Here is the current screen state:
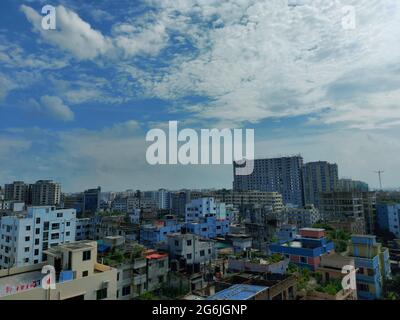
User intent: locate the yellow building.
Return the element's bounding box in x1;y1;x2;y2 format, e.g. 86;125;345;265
0;240;117;300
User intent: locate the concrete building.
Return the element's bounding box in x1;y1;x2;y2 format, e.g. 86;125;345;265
167;233;217;273
0;206;76;269
0;201;25;213
4;181;30;203
269;228;334;271
233;156;304;207
0;240;117;300
31;180;61;206
329;217;366;235
304;253;357;300
348;235;390;300
319;191;364;222
303;161;338;208
185;197;227;222
145;250;169;292
62;193;84;216
338;179;369;192
286;204;321;228
376;202;400;238
140;218;183;247
191;190;284;214
83;187;101;215
143;189;171;210
76;218;92;241
185;216;229;239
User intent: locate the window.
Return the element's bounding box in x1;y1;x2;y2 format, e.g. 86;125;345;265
82;271;89;277
26;226;31;231
36;218;40;224
24;247;30;252
96;288;107;300
24;258;29;263
34;249;39;256
43;222;49;231
66;222;70;227
82;250;91;261
35;239;40;245
51;223;60;230
57;213;63;218
186;253;192;260
51;233;59;240
175;240;179;246
187;240;192;246
25;236;30;242
300;256;307;264
159;261;165;268
35;228;40;235
200;250;205;257
66;232;70;236
34;259;38;264
122;285;131;296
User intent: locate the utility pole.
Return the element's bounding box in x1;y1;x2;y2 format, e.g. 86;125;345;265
374;170;384;190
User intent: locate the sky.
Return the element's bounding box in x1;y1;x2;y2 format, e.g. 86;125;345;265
0;0;400;192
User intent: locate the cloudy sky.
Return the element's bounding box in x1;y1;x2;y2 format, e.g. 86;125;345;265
0;0;399;192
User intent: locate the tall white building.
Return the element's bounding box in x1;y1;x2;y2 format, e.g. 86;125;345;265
185;197;227;222
0;206;76;269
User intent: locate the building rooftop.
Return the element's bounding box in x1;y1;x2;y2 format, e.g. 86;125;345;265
46;240;96;256
0;269;43;298
208;284;268;300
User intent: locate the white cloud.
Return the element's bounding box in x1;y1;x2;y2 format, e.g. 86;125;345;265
135;0;400;128
0;74;17;101
27;95;74;121
21;4;113;60
20;4;169;60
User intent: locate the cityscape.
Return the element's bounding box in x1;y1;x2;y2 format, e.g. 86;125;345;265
1;157;400;301
0;0;400;307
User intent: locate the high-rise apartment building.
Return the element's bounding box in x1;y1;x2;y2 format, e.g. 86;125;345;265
303;161;338;208
31;180;61;206
338;179;369;192
0;206;76;269
83;187;101;215
233;156;304;207
4;181;30;203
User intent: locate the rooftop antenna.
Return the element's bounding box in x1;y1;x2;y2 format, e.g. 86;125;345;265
374;170;384;190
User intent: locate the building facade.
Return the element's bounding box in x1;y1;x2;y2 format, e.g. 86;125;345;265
0;206;76;268
233;156;304;207
303;161;338;208
348;235;390;300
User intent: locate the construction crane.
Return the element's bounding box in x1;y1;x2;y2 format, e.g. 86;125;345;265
374;170;384;190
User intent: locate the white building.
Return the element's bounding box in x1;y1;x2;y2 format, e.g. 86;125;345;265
185;198;227;222
0;206;76;269
167;233;216;270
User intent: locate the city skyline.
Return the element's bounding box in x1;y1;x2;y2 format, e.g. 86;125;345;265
1;0;400;191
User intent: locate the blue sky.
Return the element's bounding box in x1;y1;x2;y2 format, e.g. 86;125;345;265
0;0;400;192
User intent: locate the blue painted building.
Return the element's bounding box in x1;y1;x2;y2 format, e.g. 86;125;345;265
140;220;183;246
185;216;230;238
348;235;391;300
376;203;400;238
269;228;334;271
